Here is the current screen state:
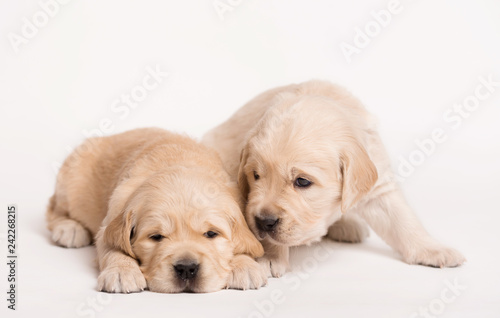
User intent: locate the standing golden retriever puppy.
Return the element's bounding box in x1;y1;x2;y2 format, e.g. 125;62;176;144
203;81;465;277
47;128;266;293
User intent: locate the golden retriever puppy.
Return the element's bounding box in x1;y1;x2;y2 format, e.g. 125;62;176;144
46;128;266;293
203;80;465;277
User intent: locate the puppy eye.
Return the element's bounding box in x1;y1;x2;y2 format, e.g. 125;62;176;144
294;177;312;188
253;171;260;181
149;234;164;241
204;231;218;239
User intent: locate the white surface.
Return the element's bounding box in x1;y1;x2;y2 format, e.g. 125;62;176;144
1;0;500;317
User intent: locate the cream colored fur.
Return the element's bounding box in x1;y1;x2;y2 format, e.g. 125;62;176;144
203;81;465;277
47;128;266;293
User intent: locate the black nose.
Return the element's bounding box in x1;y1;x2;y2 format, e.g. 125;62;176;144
174;260;199;280
255;215;279;232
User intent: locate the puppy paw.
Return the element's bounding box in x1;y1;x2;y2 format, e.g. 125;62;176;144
98;264;147;293
404;244;466;268
227;255;267;290
327;217;369;243
51;219;92;248
258;256;289;278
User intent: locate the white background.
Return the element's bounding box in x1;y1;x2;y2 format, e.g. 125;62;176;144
1;0;500;317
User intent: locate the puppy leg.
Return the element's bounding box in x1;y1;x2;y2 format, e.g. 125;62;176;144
227;254;267;290
258;240;289;278
46;195;92;248
327;214;369;243
356;188;465;267
96;237;147;293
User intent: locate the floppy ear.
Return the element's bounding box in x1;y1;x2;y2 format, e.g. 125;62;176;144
103;209;136;259
339;139;378;213
228;205;264;259
237;145;250;201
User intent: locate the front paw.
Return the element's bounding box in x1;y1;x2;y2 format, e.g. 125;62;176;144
98;264;147;293
227;255;267;290
404;244;466;268
258;256;288;278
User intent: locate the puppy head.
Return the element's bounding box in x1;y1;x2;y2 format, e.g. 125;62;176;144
238;96;378;246
104;168;262;293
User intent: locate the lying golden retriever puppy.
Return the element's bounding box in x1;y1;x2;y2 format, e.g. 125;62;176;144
203;80;465;277
47;128;266;293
